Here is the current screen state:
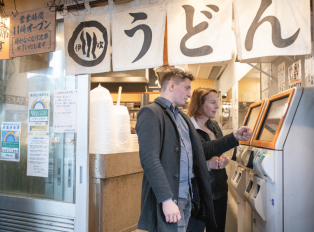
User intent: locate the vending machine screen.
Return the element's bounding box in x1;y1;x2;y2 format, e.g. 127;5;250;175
245;105;261;130
257;97;289;142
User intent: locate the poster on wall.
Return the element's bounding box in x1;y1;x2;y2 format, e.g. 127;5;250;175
261;67;270;91
305;53;314;87
28;91;50;133
27;135;49;177
0;122;21;162
232;83;238;130
64;6;111;75
288;60;302;88
261;64;271;99
241;92;254;102
9;7;56;58
167;0;232;66
112;0;166;71
0;17;10;60
262;89;269;100
255;92;260;101
53;90;77;133
234;0;311;60
278;62;285;93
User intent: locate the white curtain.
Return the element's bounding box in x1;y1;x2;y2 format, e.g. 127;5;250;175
234;0;311;60
112;0;166;71
64;6;111;75
166;0;232;66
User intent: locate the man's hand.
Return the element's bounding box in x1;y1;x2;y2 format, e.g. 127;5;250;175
234;126;252;141
162;199;181;223
219;155;230;169
208;156;220;170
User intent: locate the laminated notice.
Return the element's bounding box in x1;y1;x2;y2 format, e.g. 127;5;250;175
53;90;77;133
28;91;50;132
0;122;21;162
27;135;49;177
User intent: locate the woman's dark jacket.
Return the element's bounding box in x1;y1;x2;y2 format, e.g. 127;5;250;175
190;118;239;221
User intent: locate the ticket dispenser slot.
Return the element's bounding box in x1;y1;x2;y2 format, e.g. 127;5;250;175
241;148;251;166
231;166;240;191
236;145;248;166
253;184;260;198
253;149;275;183
243;148;256;169
244;174;255;203
246;179;253;193
232;166;248;201
245;175;267;221
232;169;238;181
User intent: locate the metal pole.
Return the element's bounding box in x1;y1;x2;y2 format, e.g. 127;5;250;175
247;63;273;79
75;74;90;232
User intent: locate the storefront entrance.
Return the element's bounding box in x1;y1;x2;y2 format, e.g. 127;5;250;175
0;21;89;231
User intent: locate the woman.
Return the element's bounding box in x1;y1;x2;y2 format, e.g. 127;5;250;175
187;87;246;232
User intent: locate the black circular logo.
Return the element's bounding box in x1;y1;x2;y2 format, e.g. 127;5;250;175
68;20;108;67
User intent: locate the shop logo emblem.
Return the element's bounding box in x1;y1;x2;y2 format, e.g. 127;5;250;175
68;21;108;67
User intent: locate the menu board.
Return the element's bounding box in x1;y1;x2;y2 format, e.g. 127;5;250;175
257;97;289;142
245;105;261;130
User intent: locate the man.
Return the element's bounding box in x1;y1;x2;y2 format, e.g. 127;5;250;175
136;68;251;232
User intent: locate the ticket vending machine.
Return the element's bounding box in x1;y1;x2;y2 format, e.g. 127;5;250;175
237;87;314;232
231;99;267;232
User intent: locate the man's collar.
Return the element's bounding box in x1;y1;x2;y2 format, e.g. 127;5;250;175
157;97;173;109
156;97;180;113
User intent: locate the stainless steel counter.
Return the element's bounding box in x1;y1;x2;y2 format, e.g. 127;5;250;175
89;152;143;232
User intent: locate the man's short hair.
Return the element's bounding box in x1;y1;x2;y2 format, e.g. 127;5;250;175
160;68;195;92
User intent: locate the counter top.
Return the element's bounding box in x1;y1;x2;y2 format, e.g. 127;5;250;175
89;152;143;179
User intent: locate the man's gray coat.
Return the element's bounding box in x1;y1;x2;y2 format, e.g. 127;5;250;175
136;98;217;232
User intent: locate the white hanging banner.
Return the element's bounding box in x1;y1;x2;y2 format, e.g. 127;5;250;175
167;0;232;66
234;0;311;60
64;6;111;75
112;0;166;71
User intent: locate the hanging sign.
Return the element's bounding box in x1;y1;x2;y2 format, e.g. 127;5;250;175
27;135;49;177
166;0;232;66
53;90;77;133
0;122;21;162
0;17;10;60
112;0;166;71
9;7;56;58
28;91;50;133
234;0;311;60
64;6;111;75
